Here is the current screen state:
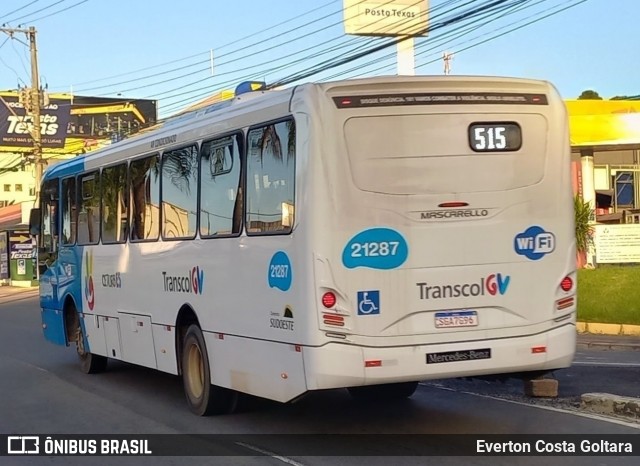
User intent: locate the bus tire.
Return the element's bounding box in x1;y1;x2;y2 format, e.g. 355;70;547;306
182;324;238;416
76;324;107;374
79;351;108;374
347;381;418;401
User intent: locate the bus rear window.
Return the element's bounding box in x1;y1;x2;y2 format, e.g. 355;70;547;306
343;113;546;195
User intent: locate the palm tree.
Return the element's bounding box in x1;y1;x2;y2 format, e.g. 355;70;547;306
574;194;593;267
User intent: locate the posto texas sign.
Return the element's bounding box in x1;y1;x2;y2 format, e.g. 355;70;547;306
343;0;429;36
0;94;71;150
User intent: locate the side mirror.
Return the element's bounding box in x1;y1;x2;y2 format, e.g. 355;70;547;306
29;208;41;236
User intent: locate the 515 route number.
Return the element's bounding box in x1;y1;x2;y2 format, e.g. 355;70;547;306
469;123;521;152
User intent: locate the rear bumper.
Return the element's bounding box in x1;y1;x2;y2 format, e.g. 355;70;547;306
303;323;576;390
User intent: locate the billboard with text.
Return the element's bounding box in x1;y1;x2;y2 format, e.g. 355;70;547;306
344;0;429;36
0;94;72;149
0;93;157;157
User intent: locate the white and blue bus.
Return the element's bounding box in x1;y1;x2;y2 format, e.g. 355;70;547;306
31;76;576;415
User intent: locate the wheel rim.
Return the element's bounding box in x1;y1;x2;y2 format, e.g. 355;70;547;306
186;342;205;399
76;326;87;357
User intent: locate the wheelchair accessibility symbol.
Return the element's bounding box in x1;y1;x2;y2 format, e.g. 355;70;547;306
357;290;380;315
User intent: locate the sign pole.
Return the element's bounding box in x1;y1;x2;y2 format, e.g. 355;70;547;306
397;37;415;75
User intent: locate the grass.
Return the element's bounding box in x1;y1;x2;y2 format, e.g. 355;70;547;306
577;266;640;325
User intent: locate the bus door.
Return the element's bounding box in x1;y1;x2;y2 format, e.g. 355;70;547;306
37;177;67;345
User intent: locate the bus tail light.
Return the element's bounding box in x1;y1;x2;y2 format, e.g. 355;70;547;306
322;291;337;308
560;276;573;292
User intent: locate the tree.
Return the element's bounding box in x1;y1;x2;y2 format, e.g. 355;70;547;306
610;95;640;100
577;90;603;100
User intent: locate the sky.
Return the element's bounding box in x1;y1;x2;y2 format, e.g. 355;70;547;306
0;0;637;119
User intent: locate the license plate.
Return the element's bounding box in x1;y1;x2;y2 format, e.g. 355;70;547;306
434;310;478;328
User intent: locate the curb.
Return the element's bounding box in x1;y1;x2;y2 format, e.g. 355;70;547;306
0;287;39;299
577;321;640;336
577;341;640;351
581;393;640;421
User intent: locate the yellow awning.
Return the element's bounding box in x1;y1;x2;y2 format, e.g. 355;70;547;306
566;100;640;146
72;103;146;124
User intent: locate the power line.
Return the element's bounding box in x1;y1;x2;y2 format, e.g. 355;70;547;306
70;0;374;94
154;0;448;114
29;0;89;23
155;1;492;115
346;0;586;80
71;0;423;98
54;0;341;91
0;1;41;21
153;0;464;113
319;0;543;81
10;39;31;79
4;0;66;24
158;0;512;115
417;0;589;70
266;0;520;89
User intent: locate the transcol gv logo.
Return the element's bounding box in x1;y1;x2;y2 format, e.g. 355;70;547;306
162;266;204;294
514;226;556;260
416;273;510;300
84;250;95;310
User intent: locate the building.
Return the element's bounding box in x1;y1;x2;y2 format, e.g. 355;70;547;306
568;99;640;224
0;92;157;229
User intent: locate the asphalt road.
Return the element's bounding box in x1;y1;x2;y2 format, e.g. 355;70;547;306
0;294;638;466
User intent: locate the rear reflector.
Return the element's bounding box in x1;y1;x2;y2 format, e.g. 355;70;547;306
365;360;382;367
323;313;344;327
556;297;574;310
531;346;546;354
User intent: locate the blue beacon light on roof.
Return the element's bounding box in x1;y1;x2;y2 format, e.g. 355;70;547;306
235;81;266;96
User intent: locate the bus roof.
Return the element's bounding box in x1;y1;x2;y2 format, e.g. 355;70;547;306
42;75;555;181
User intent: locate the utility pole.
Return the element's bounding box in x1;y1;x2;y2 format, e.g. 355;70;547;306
28;26;43;203
0;26;44;202
443;51;454;75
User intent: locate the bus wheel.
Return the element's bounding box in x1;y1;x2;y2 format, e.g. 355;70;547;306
182;324;238;416
76;324;107;374
347;381;418;401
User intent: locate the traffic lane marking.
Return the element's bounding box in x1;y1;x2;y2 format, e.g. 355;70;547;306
419;383;640;430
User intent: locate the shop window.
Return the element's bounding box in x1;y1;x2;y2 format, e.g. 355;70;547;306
615;172;635;208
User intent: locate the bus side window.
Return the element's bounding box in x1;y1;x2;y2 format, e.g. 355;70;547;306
40;179;59;252
61;177;77;245
101;163;128;243
78;173;100;245
162;145;198;239
199;133;242;237
246;119;296;235
129;154;160;241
